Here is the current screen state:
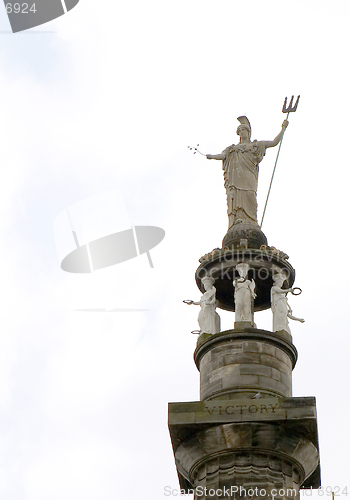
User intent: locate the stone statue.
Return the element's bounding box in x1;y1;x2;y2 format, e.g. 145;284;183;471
185;276;220;334
271;273;305;334
233;263;256;325
206;116;289;228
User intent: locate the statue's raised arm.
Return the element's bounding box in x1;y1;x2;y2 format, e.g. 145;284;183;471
263;120;289;149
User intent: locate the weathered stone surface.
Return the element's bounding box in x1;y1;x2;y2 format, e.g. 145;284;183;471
195;329;296;368
261;353;292;373
195;329;296;400
222;223;268;249
169;397;316;427
240;363;272;377
168;396;320;494
169;310;320;497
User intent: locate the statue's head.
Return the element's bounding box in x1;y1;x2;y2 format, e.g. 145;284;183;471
201;276;215;291
236;262;249;278
237;124;251;140
237;116;251;141
273;273;287;287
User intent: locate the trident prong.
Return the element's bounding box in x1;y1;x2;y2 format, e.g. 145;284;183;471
282;95;300;114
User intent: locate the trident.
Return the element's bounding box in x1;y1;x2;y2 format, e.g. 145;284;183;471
260;95;300;227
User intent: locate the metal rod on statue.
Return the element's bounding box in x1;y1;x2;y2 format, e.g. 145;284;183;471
260;96;300;227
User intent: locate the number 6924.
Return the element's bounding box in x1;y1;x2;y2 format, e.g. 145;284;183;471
5;3;37;13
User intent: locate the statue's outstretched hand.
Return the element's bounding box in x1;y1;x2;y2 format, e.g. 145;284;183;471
282;120;289;129
206;154;213;159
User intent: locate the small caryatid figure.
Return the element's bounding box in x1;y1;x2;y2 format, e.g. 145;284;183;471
233;263;256;325
271;273;305;334
185;276;220;334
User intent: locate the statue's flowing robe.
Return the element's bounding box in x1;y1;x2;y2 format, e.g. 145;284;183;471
222;140;267;226
198;288;220;334
234;278;255;323
271;287;291;334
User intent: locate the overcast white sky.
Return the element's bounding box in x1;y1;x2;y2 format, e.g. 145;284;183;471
0;0;349;498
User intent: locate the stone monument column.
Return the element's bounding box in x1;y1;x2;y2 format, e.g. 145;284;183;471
169;113;320;500
169;328;319;499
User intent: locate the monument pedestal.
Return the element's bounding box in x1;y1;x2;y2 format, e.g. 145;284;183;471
195;329;296;400
168;330;320;498
169;397;320;499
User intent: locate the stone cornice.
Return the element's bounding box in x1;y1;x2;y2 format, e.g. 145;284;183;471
194;328;298;370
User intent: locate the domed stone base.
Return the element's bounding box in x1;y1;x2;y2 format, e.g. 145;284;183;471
195;247;295;312
222;222;267;250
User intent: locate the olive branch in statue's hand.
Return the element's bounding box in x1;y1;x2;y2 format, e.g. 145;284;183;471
188;144;206;156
